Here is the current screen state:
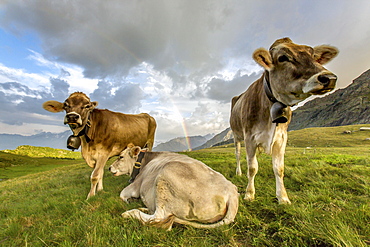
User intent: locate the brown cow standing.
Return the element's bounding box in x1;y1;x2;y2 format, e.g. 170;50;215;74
43;92;156;199
230;38;338;204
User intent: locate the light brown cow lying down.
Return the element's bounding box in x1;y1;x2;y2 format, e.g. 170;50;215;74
109;145;239;230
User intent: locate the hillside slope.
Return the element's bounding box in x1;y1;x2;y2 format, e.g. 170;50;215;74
289;69;370;130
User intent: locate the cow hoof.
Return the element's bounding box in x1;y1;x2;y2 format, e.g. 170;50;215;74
121;212;131;219
244;194;254;201
278;198;291;204
122;209;138;219
138;208;149;213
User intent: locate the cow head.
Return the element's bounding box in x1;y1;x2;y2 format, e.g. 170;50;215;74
42;92;98;136
253;37;338;106
109;144;141;177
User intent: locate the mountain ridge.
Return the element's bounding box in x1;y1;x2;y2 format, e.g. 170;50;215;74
153;135;213;152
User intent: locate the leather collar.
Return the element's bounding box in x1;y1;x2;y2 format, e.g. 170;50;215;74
129;151;146;183
263;72;290;124
263;71;279;104
73;113;92;143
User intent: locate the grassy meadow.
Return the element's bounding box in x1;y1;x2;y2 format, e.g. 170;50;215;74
0;125;369;246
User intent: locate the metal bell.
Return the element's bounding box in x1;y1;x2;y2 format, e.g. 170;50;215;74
67;135;81;150
270;102;289;123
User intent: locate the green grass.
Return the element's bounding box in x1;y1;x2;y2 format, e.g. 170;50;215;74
2;145;82;159
287;124;370;147
0;125;369;246
0;146;83;181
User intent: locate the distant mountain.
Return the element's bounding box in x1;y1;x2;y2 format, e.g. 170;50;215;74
0;131;72;150
193;128;233;150
153;135;213;152
289;69;370;130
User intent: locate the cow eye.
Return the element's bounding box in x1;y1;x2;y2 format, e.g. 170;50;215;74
119;156;124;159
63;103;70;109
84;104;91;109
278;55;289;63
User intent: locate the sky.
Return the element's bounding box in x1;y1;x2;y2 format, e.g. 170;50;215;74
0;0;370;147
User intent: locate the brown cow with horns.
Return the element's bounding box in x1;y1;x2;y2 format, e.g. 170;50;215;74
230;37;338;204
43;92;156;199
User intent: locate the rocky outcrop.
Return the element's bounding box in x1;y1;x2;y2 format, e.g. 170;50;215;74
289;69;370;130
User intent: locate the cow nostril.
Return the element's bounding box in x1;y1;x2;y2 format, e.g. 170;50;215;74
67;114;79;121
318;75;330;85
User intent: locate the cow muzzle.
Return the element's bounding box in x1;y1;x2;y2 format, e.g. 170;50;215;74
108;166;121;176
303;72;337;95
64;112;83;128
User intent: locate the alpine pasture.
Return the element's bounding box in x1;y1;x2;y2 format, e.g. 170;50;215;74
1;125;369;246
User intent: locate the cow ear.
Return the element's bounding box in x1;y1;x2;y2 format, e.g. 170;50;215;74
253;48;274;70
313;45;339;65
42;101;64;113
126;143;135;149
91;101;98;108
130;146;141;157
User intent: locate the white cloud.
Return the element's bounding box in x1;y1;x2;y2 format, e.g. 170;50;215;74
27;50;100;95
0;63;49;88
0;122;69;136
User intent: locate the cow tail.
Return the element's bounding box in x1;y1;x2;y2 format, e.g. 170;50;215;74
149;215;176;231
173;190;239;229
146;116;157;151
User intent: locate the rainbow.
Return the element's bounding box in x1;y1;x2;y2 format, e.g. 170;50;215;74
180;118;192;151
169;98;192;151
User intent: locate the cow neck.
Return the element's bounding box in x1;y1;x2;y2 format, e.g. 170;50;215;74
76;112;92;143
263;71;290;124
128;150;146;183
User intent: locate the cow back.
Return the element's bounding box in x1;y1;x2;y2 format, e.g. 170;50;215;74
86;109;155;157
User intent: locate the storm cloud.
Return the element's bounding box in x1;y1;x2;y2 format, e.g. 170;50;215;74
0;0;370;143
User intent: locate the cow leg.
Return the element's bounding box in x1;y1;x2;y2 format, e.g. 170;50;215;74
146;118;156;151
244;142;258;201
96;174;104;192
87;156;108;199
271;132;291;204
119;183;140;203
122;207;173;231
235;140;242;176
